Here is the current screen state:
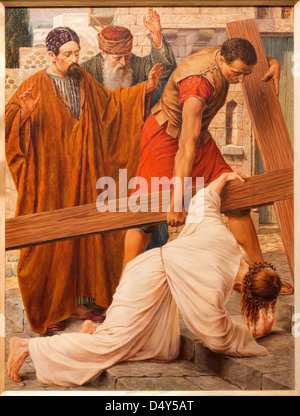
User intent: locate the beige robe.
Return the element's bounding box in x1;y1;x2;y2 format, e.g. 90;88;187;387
29;187;267;386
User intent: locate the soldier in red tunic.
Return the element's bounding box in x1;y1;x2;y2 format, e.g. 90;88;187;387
122;38;291;295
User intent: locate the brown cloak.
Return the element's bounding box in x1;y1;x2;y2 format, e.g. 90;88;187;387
5;68;149;334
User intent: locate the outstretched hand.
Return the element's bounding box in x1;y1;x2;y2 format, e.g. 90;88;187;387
208;171;247;195
143;7;161;34
17;87;41;124
143;8;162;49
145;63;164;94
262;57;281;96
221;171;247;183
167;207;188;228
251;310;274;339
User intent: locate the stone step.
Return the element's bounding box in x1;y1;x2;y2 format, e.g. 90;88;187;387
5;287;295;391
91;360;240;391
179;320;295;391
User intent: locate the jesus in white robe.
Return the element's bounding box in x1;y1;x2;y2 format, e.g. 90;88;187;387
7;172;280;387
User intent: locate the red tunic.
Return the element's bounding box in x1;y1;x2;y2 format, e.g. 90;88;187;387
134;75;232;194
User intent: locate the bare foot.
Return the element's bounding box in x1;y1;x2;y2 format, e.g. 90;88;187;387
80;319;97;334
280;281;294;295
7;337;30;382
232;281;242;293
72;304;89;316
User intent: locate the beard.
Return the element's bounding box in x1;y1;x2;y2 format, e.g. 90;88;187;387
66;63;83;80
102;57;133;91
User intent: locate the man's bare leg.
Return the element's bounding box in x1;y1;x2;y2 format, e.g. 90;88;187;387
7;337;30;382
228;215;264;263
121;229;152;276
228;215;293;294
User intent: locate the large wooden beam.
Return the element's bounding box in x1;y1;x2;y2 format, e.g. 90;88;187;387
5;168;293;251
227;19;294;281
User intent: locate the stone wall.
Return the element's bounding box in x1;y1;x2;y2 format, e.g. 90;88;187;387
114;6;293;59
5;6;293;279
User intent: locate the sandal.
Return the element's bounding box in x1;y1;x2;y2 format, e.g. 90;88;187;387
45;320;67;334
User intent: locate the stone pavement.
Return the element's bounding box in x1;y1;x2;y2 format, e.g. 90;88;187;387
4;227;295;393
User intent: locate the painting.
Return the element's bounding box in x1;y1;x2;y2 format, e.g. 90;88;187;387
0;1;299;398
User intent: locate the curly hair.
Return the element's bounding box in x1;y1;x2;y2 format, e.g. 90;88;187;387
241;262;282;329
220;38;257;66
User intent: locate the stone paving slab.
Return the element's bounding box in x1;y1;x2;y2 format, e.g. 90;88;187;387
115;377;200;391
193;341;294;391
262;371;295;391
112;371;240;391
115;377;212;391
179;323;295;391
91;359;238;391
185;376;240;391
101;360;214;378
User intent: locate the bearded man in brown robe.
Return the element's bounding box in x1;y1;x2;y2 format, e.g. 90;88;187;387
5;27;163;334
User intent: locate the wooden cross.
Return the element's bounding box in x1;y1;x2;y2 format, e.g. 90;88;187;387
227;19;294;281
5;168;293;248
5;19;294;285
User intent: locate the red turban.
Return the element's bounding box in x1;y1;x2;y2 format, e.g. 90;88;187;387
97;25;133;55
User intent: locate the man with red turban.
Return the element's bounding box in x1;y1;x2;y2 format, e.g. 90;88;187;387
81;8;177;267
81;8;176;110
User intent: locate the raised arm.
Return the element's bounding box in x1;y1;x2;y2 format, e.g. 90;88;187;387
143;7;176;65
143;7;162;49
141;8;176;107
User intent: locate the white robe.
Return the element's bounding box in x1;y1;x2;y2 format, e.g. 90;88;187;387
29;187;267;386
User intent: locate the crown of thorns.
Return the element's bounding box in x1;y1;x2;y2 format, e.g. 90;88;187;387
242;262;277;307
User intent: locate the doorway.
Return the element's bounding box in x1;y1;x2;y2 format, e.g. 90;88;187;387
256;36;294;224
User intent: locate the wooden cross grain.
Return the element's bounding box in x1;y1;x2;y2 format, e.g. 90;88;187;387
5;168;293;251
227;19;294;282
